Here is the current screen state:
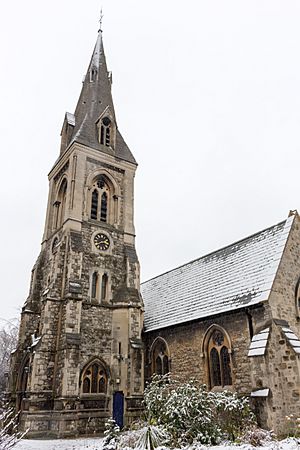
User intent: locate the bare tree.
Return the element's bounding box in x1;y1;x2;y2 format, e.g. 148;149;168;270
0;320;19;395
0;406;26;449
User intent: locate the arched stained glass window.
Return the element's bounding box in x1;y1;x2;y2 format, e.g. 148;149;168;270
210;347;221;386
152;339;170;376
207;329;232;388
81;361;107;395
221;346;232;386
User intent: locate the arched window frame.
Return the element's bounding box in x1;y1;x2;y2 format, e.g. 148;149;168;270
87;170;120;225
101;273;108;301
90;270;110;303
53;177;68;230
150;337;170;376
80;358;109;396
91;272;99;300
97;113;115;148
202;325;233;389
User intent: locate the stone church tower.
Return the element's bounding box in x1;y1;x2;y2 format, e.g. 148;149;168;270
9;26;144;437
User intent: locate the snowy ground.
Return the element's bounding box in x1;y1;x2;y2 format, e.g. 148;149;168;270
15;437;299;450
15;437;103;450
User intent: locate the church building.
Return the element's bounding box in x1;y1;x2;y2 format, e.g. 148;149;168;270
8;23;300;438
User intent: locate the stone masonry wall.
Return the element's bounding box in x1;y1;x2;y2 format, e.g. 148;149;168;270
144;310;256;395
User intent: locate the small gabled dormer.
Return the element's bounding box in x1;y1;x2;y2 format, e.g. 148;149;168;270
96;108;115;149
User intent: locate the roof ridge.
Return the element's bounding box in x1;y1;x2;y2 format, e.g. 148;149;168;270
141;217;287;285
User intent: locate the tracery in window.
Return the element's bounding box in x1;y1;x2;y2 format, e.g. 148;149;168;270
208;329;232;388
90;175;112;223
151;338;170;376
81;360;108;394
100;116;111;146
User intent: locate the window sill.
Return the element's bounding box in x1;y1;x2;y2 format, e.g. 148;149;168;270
210;385;234;393
80;393;108;399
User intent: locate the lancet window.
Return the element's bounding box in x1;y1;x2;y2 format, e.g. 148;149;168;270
91;272;99;299
90;272;109;302
101;274;108;301
208;329;232;388
81;360;107;394
151;338;170;376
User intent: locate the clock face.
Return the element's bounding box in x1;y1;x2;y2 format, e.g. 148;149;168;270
94;233;110;251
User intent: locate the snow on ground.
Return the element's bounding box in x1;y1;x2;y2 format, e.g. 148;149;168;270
15;437;103;450
15;437;299;450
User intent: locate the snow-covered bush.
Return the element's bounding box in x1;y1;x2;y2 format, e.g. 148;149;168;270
241;427;275;447
211;390;255;440
143;374;256;446
102;418;120;450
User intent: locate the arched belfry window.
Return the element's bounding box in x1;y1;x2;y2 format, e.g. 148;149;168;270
90;175;116;223
54;178;68;229
207;328;232;388
81;360;108;394
151;338;170;376
99;116;112;147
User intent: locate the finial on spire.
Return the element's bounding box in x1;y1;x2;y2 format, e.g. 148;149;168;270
99;8;104;32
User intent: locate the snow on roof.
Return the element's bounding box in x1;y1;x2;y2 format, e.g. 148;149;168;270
281;326;300;354
66;112;75;127
251;388;270;397
142;216;294;332
248;328;270;357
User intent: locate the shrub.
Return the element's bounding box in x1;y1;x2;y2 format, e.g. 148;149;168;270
211;390;255;440
143;374;256;446
102;418;120;450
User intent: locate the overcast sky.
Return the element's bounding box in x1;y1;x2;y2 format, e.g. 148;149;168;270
1;1;300;322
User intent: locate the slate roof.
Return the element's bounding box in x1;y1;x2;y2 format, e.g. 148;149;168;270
142;215;294;332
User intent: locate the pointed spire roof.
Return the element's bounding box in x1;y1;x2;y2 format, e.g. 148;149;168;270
68;28;136;165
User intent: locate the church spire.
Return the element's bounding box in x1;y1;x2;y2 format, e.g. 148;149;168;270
72;25;115;143
60;21;136;164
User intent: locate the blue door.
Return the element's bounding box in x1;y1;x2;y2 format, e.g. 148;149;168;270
113;391;124;429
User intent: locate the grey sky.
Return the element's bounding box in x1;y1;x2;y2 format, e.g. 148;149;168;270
1;1;300;321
